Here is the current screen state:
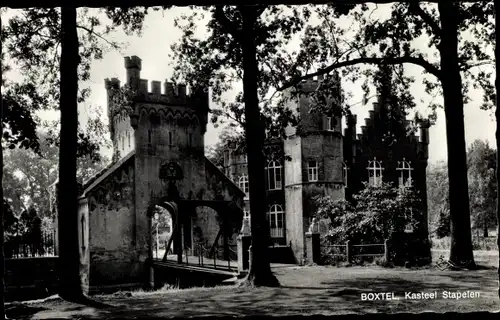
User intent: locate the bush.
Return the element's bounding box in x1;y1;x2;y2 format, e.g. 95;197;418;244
316;182;426;264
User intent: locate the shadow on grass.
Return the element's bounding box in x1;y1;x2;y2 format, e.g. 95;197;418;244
5;295;118;319
5;304;48;319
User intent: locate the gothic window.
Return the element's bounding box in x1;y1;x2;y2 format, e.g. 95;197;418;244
239;175;250;199
148;129;152;144
342;162;348;187
326;117;335;131
169;132;173;147
266;161;282;190
188;133;193;147
397;158;413;188
128;132;131;148
268;204;284;238
367;158;383;187
308;160;318;182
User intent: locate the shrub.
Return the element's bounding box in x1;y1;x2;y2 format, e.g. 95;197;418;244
315;182;426;264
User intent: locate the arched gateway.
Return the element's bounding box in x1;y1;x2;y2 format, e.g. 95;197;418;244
62;56;245;294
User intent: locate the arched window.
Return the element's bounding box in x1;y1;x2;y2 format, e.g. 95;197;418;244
267;161;282;190
342;162;348;187
367;158;383;187
397;158;413;187
239;175;250;198
267;204;284;238
128;132;131;148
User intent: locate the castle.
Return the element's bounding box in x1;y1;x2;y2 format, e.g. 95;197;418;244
223;75;431;263
67;56;245;293
51;56;430;292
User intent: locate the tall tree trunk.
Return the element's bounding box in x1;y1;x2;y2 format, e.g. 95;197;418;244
1;72;5;320
58;7;84;301
494;0;500;300
1;15;6;319
438;2;476;268
239;5;279;287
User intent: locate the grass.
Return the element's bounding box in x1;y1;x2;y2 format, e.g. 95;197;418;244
5;264;500;319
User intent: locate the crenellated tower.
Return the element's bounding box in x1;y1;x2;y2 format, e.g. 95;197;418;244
105;55;210;253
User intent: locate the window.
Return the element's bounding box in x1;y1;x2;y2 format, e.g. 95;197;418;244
397;158;413;188
238;175;250;199
326;117;335;131
148;129;152;144
188;133;193;147
308;160;318;182
267;204;284;238
243;209;251;219
342;162;348;187
367;158;383;187
168;132;173;147
128;132;131;148
266;161;282;190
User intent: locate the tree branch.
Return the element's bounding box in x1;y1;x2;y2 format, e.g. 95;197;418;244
278;55;441;92
214;6;242;41
409;2;441;35
75;25;119;49
460;60;495;71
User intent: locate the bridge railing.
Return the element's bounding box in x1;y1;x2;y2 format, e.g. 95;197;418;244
190;243;237;272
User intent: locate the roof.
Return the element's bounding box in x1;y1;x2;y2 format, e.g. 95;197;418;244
204;157;245;198
79;150;135;198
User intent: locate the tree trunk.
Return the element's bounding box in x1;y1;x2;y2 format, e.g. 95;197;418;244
438;2;476;268
58;7;84;301
494;0;500;300
1;72;6;320
238;5;279;287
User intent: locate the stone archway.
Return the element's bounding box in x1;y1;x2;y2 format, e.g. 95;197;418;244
151;205;175;259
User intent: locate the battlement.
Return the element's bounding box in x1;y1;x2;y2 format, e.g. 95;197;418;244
125;55;142;70
105;78;121;90
104;56;209;120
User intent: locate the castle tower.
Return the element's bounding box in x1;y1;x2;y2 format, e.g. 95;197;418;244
283;73;344;263
105;56;209;270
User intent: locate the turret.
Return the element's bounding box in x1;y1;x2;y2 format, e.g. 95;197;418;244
125;55;142;90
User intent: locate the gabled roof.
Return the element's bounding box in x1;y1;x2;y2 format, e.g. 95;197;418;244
79;150;135;198
204;157;245;198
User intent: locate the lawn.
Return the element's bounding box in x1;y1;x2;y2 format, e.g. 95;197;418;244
5;265;500;319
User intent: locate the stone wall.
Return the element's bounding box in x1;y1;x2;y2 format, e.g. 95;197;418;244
84;156;141;289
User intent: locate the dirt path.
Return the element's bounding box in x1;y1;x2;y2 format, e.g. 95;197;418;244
6;265;500;319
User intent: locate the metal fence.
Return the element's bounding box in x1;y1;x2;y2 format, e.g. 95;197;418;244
4;230;57;258
321;240;389;264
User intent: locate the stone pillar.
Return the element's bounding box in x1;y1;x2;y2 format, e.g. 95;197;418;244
305;218;320;265
305;232;320;265
237;218;252;275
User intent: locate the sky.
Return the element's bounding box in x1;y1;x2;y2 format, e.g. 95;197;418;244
4;5;496;165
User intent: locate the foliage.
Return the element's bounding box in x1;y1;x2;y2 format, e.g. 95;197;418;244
1;7;147;155
2;128;110;218
467;139;497;233
169;6;316;157
436;207;451;239
205;126;244;168
426;161;449;236
427;140;497;239
315;182;422;245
